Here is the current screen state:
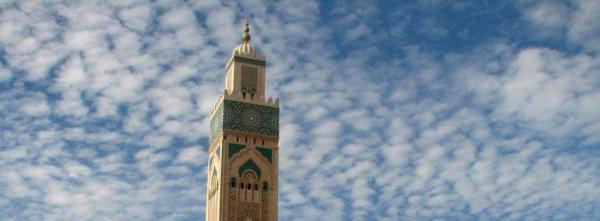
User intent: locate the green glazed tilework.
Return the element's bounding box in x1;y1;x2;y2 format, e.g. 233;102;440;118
239;159;261;178
223;100;279;136
210;100;279;142
256;147;273;164
209;102;224;144
229;143;246;158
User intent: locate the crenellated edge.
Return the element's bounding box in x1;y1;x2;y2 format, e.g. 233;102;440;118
209;89;279;122
223;89;279;108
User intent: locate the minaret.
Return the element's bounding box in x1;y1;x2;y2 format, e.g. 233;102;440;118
206;20;279;221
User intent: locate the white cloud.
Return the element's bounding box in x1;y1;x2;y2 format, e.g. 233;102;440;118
523;0;600;52
57;56;87;87
0;67;12;82
311;119;341;137
20;93;50;116
55;90;89;117
65;30;100;50
177;146;206;165
205;6;238;49
524;2;568;29
568;0;600;52
466;47;600;142
45;191;70;205
117;3;152;32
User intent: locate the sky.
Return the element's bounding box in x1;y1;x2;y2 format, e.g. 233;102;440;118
0;0;599;220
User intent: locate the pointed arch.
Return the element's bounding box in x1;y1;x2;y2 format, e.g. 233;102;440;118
239;159;261;178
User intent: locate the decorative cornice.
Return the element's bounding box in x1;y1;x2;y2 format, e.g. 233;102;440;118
225;55;266;72
235;56;266;66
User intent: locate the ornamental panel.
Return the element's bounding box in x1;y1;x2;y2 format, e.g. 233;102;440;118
261;189;269;221
229;187;238;221
239;159;262;178
210;100;279;142
242;66;258;93
239;201;260;221
223;100;279;136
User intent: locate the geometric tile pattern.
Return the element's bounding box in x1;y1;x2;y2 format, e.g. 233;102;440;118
210;99;279;143
223;100;279;136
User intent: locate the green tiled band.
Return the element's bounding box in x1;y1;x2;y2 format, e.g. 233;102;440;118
210;99;279;143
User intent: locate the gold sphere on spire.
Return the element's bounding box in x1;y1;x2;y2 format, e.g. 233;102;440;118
242;19;251;42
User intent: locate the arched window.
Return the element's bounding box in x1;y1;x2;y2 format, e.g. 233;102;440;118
239;171;260;203
263;182;269;192
231;177;236;188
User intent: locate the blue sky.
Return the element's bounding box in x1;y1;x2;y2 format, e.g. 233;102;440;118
0;0;599;220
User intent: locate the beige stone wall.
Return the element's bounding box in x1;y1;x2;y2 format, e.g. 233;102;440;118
224;55;266;100
221;131;278;221
206;131;278;221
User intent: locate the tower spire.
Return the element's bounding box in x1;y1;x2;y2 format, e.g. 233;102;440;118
242;17;251;42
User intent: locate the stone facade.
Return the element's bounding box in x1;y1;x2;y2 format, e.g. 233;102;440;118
206;22;279;221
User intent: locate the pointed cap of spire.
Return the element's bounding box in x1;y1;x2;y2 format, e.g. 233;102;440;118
242;18;251;42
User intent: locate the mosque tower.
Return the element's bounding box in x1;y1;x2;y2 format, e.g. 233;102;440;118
206;20;279;221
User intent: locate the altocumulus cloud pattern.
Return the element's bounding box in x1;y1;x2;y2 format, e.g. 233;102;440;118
0;1;599;221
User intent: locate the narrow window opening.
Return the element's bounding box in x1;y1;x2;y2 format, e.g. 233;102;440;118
231;177;236;188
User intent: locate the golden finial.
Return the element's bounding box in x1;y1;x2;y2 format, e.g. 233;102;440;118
242;17;251;42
